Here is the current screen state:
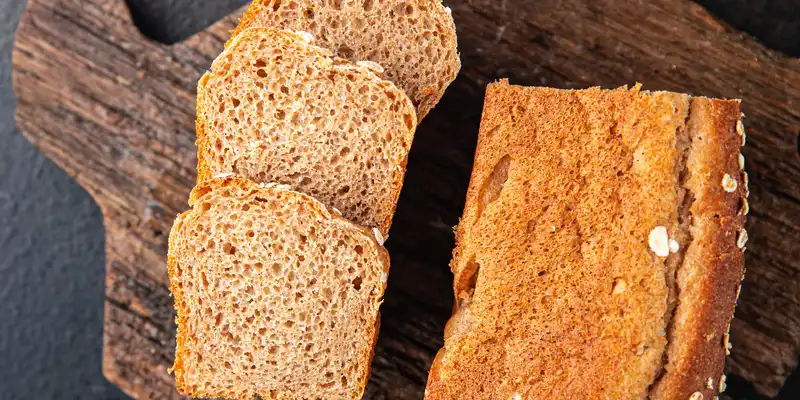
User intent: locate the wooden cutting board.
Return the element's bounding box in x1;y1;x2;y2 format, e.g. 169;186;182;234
12;0;800;398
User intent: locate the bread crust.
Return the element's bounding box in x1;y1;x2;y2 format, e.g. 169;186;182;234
648;98;747;399
195;28;416;237
169;177;390;399
195;72;212;185
229;0;460;120
426;81;746;399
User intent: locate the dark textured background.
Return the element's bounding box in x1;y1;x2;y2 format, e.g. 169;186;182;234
0;0;798;399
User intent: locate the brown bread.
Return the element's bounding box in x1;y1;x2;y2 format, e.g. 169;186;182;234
228;0;460;120
425;81;747;399
168;177;389;399
196;28;416;237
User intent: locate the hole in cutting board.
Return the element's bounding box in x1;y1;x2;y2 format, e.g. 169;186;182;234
124;0;249;45
694;0;800;57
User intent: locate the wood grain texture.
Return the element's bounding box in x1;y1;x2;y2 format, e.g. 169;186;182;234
11;0;800;398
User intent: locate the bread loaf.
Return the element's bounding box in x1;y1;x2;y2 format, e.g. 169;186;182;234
425;81;748;399
196;27;416;237
229;0;460;120
168;177;389;399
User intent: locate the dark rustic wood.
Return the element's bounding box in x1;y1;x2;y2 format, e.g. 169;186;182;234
11;0;800;398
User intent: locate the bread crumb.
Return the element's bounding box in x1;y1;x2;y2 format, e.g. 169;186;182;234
689;392;703;400
356;60;385;74
721;174;737;193
332;207;343;216
738;153;745;169
707;377;714;389
372;227;385;245
213;172;234;179
669;239;680;253
737;229;748;249
719;374;727;392
648;226;670;257
294;31;314;43
509;393;522;400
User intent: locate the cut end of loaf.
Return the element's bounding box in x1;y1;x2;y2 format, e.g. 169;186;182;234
427;82;746;400
229;0;461;120
197;27;416;236
169;177;389;399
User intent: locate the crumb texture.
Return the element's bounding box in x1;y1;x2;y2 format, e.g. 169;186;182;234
426;82;745;400
197;28;416;236
169;178;388;399
230;0;460;120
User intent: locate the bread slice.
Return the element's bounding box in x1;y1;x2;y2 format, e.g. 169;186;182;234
196;28;416;237
425;81;748;399
228;0;460;120
168;177;389;399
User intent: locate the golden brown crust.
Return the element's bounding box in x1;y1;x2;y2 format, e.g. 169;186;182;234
426;81;746;399
649;98;746;399
228;0;460;120
169;177;390;399
167;210;192;394
194;72;212;185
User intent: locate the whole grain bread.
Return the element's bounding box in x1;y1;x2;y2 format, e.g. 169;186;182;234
425;81;747;399
196;28;416;237
168;177;389;399
228;0;460;120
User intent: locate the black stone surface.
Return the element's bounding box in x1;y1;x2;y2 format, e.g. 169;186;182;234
0;0;797;399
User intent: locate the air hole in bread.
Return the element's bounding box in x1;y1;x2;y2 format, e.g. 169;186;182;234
404;113;414;130
485;125;500;138
337;45;355;59
476;155;512;220
223;242;236;255
455;257;480;307
201;272;209;288
352;276;363;291
362;0;374;12
270;263;282;276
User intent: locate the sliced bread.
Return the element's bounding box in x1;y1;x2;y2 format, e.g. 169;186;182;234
196;27;416;237
228;0;460;120
425;81;747;399
168;177;389;399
